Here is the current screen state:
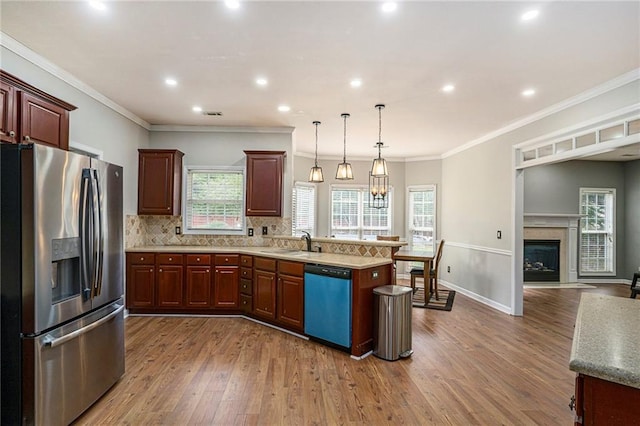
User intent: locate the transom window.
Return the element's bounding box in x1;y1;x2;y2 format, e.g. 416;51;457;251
579;188;615;275
183;167;245;234
330;186;392;240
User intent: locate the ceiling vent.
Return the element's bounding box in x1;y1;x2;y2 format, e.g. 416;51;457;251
202;111;223;116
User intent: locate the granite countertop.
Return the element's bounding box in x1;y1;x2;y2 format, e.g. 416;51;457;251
126;246;393;269
569;293;640;389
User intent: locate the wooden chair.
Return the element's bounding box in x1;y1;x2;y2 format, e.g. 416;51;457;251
631;272;639;299
410;240;445;300
376;235;400;241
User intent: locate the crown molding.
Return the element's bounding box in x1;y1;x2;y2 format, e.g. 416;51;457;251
0;32;151;130
149;125;295;134
442;68;640;159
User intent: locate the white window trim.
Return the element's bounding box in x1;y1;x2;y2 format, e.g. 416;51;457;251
182;165;246;235
292;181;317;237
329;184;394;239
579;187;616;276
405;184;437;254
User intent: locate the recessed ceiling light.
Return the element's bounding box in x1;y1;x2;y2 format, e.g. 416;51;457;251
381;2;397;13
165;78;177;87
225;0;240;10
192;106;203;113
521;10;539;21
522;88;536;97
256;78;268;86
278;105;291;112
442;84;455;93
350;79;362;88
88;1;106;11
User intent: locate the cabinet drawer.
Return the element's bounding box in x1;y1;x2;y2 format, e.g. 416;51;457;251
214;254;239;266
240;267;253;280
187;254;211;265
157;254;183;265
240;278;253;295
240;294;252;313
240;255;253;267
278;260;304;277
254;257;276;272
128;253;155;265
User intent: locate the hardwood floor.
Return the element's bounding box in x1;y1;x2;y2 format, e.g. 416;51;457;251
74;283;631;425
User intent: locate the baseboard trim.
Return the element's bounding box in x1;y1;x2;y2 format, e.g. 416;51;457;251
439;279;514;315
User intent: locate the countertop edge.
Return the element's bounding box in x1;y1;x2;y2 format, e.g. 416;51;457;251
569;359;640;389
125;246;393;269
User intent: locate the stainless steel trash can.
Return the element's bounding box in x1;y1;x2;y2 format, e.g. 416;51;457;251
373;285;413;361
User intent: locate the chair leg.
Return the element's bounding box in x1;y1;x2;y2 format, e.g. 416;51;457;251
410;274;415;292
432;272;439;300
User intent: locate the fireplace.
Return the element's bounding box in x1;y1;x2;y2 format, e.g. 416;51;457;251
524;239;560;282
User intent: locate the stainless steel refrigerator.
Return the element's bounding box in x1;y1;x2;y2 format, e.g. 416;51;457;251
1;143;125;425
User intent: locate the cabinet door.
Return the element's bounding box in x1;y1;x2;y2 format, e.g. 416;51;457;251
244;151;284;217
19;91;69;150
157;265;184;308
186;266;211;308
254;270;276;319
213;266;239;309
277;274;304;331
137;150;183;215
0;81;17;143
128;265;155;308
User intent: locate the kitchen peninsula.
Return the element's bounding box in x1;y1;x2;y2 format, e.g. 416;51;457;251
569;293;640;424
126;242;402;357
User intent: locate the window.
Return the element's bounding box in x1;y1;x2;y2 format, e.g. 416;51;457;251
330;186;392;240
579;188;615;275
183;167;245;234
407;185;436;254
292;182;316;237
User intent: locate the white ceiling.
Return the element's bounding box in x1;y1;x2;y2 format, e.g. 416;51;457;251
1;1;639;160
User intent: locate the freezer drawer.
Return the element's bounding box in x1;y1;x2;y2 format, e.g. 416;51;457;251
22;301;125;425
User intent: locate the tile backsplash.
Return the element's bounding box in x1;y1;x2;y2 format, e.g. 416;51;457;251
125;215;290;248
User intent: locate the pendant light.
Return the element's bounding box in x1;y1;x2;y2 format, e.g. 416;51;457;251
369;104;389;209
370;104;389;177
309;121;324;182
335;113;354;180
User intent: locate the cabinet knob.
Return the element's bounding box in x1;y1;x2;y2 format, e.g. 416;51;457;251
206;269;210;273
9;130;15;137
197;257;200;262
225;257;229;262
169;257;172;261
140;257;144;261
243;300;247;305
150;268;153;272
24;135;31;141
167;207;170;210
159;268;163;272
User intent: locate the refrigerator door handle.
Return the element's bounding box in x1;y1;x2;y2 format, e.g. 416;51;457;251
91;169;104;296
79;168;93;299
42;304;124;348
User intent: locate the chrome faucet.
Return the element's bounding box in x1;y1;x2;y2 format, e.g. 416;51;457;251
301;231;312;252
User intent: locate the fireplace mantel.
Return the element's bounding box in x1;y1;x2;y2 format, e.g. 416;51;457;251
523;213;583;228
523;213;582;283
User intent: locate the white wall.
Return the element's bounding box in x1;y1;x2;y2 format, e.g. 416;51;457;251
150;130;294;216
440;79;640;314
1;46;149;215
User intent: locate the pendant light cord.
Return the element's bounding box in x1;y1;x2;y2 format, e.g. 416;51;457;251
314;121;320;167
343;114;348;162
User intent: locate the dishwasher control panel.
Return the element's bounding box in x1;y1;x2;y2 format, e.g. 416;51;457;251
304;264;352;280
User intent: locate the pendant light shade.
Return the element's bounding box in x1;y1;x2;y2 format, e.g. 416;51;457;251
369;104;389;209
335;113;354;180
370;104;388;177
309;121;324;183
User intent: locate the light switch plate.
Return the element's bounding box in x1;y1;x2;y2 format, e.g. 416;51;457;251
248;228;254;237
262;226;268;235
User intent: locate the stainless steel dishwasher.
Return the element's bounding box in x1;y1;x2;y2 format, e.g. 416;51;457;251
304;264;352;350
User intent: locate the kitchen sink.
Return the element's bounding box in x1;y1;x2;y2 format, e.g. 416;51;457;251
259;248;300;254
290;251;323;258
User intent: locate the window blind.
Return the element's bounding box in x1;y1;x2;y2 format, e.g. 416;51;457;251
292;182;316;236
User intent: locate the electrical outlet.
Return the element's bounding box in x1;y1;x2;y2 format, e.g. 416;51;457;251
262;226;268;235
497;230;502;239
248;228;254;237
447;266;451;273
175;226;181;235
372;270;379;279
